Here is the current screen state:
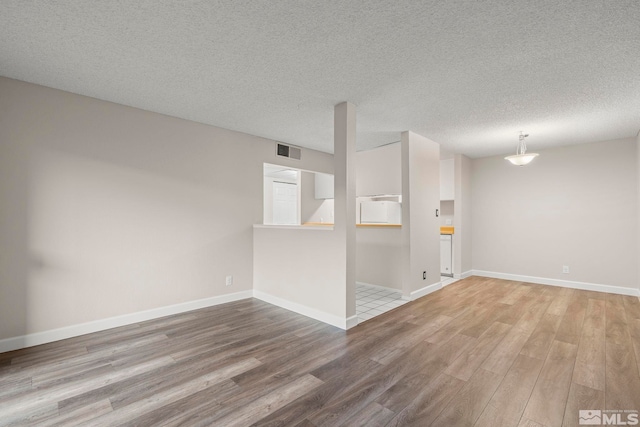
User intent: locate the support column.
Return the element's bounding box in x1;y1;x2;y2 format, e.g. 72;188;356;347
334;102;357;323
454;153;473;277
401;131;441;300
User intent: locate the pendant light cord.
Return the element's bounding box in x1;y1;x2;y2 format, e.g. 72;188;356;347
518;132;529;155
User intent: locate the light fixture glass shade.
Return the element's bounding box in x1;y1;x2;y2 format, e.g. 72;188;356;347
505;132;538;166
505;152;539;166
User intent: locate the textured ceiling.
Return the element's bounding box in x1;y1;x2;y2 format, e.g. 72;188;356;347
1;1;639;157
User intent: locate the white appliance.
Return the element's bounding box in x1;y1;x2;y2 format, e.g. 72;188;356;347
440;234;453;277
360;201;402;224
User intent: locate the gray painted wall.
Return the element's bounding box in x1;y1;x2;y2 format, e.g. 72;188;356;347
0;77;333;340
471;138;637;290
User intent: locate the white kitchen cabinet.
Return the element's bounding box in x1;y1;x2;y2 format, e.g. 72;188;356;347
440;158;454;201
315;173;334;199
440;234;453;276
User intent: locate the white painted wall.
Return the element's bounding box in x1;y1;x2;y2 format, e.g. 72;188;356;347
356;228;403;290
253;226;347;325
356;143;401;196
471;138;637;291
401;131;441;299
0;77;333;342
440;200;454;225
637;130;640;291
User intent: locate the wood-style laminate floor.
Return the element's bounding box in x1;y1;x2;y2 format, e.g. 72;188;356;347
1;277;640;426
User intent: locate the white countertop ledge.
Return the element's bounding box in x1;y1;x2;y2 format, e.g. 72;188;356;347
253;224;334;231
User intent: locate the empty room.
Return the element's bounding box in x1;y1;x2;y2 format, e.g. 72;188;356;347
1;1;639;426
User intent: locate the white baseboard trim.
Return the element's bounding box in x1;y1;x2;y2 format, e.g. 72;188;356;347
472;270;640;297
346;315;359;329
409;281;443;301
14;268;631;354
454;270;473;280
253;290;353;330
0;290;253;353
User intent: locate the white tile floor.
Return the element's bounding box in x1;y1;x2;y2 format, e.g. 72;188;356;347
356;277;460;323
356;283;407;323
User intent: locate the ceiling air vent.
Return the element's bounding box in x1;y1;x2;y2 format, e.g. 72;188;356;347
276;143;301;160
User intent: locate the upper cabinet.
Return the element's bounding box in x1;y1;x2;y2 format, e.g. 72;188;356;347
440;158;454;201
315;172;334;199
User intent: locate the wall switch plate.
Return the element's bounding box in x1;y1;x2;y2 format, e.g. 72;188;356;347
226;275;233;286
562;266;569;274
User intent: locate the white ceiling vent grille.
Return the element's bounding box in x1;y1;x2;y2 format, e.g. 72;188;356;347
276;143;301;160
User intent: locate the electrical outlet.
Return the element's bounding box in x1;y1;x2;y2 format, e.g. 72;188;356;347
562;266;569;274
423;271;426;280
225;275;233;286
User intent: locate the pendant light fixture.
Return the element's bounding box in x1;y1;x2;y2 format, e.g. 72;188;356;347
505;132;539;166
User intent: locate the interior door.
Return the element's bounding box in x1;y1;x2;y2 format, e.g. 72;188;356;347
272;181;298;225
